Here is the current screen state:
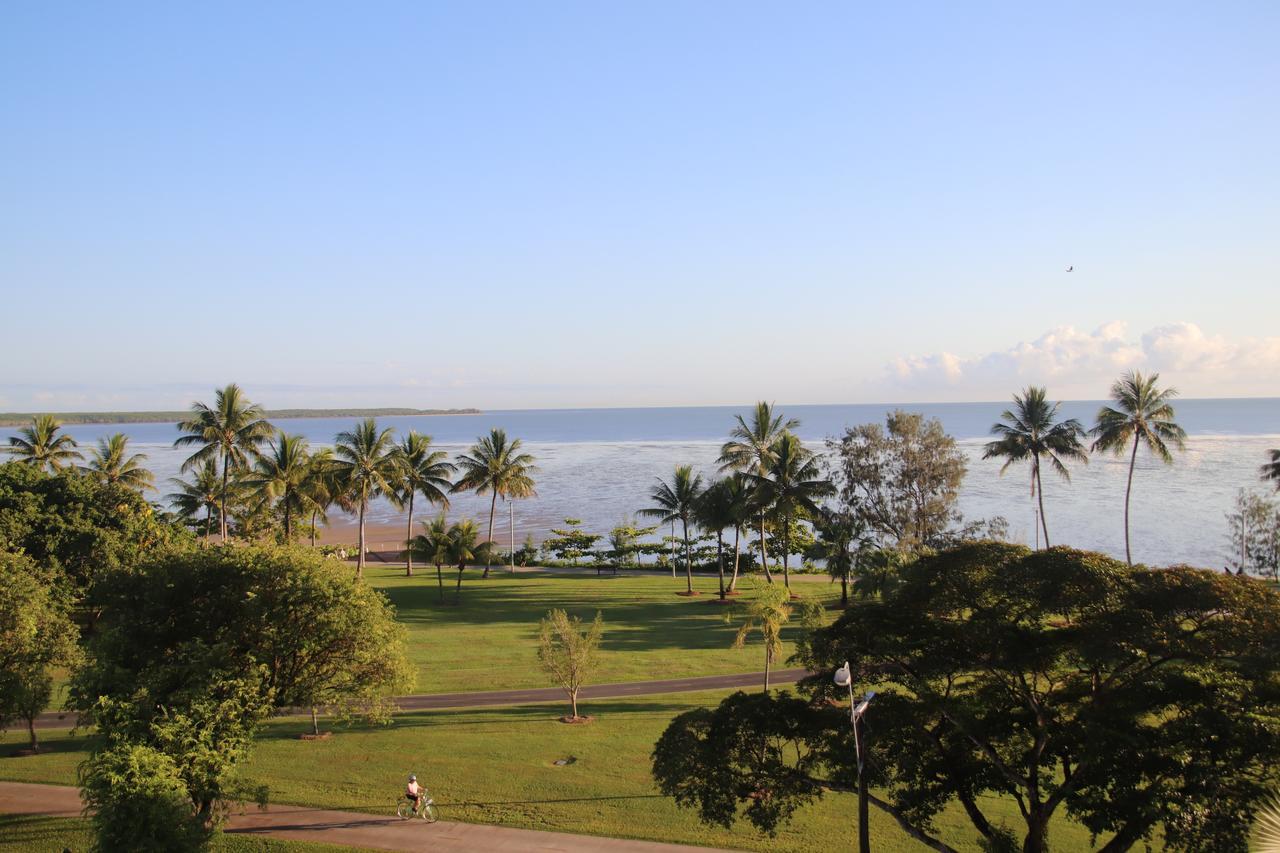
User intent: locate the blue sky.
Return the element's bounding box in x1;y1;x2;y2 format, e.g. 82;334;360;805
2;2;1277;410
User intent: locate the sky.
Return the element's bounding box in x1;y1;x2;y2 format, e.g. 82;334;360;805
1;1;1278;411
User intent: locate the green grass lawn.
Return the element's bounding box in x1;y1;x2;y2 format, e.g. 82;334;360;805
365;567;840;694
1;689;1112;853
0;814;383;853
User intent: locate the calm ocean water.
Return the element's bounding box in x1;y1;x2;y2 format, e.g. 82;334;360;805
11;399;1280;569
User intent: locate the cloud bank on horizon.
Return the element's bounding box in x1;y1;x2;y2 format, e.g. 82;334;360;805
886;321;1280;402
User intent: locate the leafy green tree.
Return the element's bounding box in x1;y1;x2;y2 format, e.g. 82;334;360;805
242;431;312;541
719;402;799;582
332;418;400;576
174;384;274;543
5;414;82;472
806;509;871;607
452;428;537;578
728;582;816;691
641;465;704;594
1226;489;1280;577
536;609;604;721
299;447;339;547
605;518;654;568
543;518;601;566
1262;449;1280;491
0;552;80;752
85;432;154;492
697;478;747;600
0;462;186;594
1091;370;1186;565
751;434;832;589
392;432;454;576
826;410;969;553
410;514;455;602
447;518;491;601
655;544;1280;853
982;386;1087;548
165;461;223;544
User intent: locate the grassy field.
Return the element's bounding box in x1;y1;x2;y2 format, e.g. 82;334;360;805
1;689;1112;853
0;814;384;853
364;566;841;694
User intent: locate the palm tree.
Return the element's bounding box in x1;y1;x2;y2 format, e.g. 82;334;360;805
448;519;492;602
807;509;869;608
1263;450;1280;491
751;434;833;590
243;431;311;541
165;461;222;544
723;474;753;593
85;433;154;491
299;447;338;547
718;402;799;583
332;418;400;576
392;432;454;576
1091;371;1187;566
695;478;740;601
640;465;704;595
982;386;1088;548
731;582;794;692
5;415;82;472
174;384;274;542
452;429;537;578
410;514;454;602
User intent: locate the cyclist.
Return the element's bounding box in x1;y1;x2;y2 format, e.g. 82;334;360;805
405;774;425;812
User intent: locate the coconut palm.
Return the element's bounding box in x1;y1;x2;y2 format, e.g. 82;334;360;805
165;461;222;544
452;429;537;578
695;478;742;601
243;431;312;541
731;582;794;692
331;418;400;576
718;402;799;582
982;386;1088;549
5;415;82;473
448;518;492;602
1263;450;1280;491
410;514;454;602
806;509;870;608
640;465;704;595
174;384;274;542
1091;371;1187;566
721;474;753;593
85;433;154;491
299;447;338;547
392;432;454;576
751;434;833;590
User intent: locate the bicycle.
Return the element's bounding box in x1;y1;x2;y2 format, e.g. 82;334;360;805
396;787;438;823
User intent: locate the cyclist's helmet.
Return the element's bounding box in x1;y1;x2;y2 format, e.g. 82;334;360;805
408;774;417;782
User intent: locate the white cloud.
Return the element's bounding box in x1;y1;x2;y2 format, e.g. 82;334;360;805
887;322;1280;399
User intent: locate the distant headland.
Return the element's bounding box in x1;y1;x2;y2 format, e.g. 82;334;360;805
0;408;481;427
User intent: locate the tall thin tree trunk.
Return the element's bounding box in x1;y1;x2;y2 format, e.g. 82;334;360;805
311;707;319;736
220;451;230;542
570;690;579;720
27;716;38;752
716;532;726;600
782;512;790;591
357;501;366;577
310;510;318;547
405;492;415;575
758;515;774;582
456;564;465;601
1124;434;1139;566
841;572;848;607
284;499;291;542
437;563;445;602
483;491;498;578
730;526;741;591
1035;464;1050;547
764;652;771;692
682;518;693;594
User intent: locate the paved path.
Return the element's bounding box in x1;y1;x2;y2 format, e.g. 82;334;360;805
0;781;729;852
32;668;809;729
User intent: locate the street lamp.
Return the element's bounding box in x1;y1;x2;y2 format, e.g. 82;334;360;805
835;662;874;853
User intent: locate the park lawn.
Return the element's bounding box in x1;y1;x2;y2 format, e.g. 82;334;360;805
0;814;383;853
365;567;841;694
0;690;1115;853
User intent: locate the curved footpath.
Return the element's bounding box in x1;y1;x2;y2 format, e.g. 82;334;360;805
0;780;730;852
33;668;809;729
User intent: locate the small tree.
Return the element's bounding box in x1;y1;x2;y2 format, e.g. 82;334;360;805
0;551;80;752
543;518;601;566
729;583;819;691
537;609;604;721
1226;489;1280;577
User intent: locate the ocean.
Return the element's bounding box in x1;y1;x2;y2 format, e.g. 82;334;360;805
11;399;1279;569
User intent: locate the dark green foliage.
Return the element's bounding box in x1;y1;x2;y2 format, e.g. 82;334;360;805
80;739;212;852
543;518;601;565
0;462;187;592
654;544;1280;852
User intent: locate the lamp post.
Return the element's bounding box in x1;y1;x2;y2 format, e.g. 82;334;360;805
835;662;874;853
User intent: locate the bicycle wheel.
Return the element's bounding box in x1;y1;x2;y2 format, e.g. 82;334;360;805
421;800;438;823
396;799;415;820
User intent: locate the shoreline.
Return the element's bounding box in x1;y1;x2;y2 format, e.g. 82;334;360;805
0;407;481;427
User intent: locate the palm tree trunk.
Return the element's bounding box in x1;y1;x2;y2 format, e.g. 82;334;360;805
405;493;415;576
841;572;848;607
311;707;320;736
483;491;498;578
220;451;230;542
730;526;741;592
283;499;291;542
310;510;318;547
437;562;445;602
764;651;771;693
1124;434;1139;566
681;518;693;594
357;501;366;577
716;532;726;600
758;514;774;582
1035;463;1050;548
456;563;465;601
782;512;790;591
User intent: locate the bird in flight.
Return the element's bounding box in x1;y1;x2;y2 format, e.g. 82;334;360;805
1066;265;1074;272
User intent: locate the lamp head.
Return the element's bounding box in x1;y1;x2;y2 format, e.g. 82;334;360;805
833;662;852;688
